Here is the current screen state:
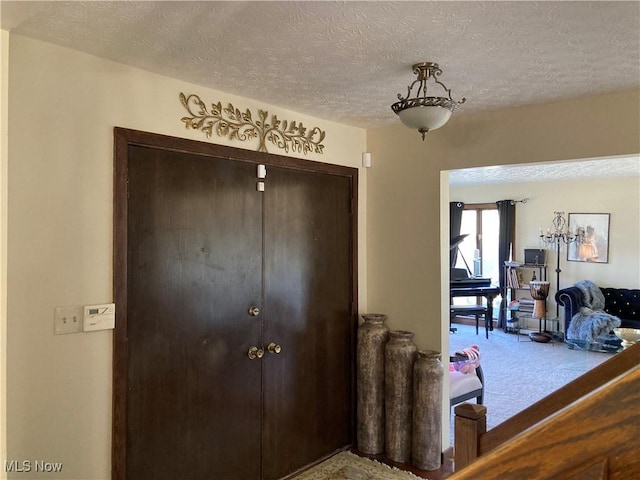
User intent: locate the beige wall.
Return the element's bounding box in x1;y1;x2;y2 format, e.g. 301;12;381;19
367;89;640;345
451;173;640;330
1;28;9;480
4;34;366;479
367;90;640;445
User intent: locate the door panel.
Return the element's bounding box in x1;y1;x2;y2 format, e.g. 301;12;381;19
115;129;357;480
262;167;354;479
126;146;263;479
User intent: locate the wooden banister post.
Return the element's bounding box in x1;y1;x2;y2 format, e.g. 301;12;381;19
454;403;487;471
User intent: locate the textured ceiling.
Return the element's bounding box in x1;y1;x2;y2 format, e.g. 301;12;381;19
2;1;639;184
1;1;639;129
449;156;640;186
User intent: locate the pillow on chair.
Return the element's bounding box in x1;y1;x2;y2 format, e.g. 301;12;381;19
450;345;480;374
449;345;484;407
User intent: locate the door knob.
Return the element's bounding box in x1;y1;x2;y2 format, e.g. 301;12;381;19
248;306;260;317
248;346;264;360
267;342;282;354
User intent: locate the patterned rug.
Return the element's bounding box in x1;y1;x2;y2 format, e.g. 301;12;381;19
293;452;421;480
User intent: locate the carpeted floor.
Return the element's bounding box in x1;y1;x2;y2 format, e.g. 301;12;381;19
448;322;611;436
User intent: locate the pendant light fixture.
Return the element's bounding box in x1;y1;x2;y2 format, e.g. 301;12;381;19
391;62;466;140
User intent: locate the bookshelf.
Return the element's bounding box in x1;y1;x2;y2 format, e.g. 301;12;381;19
503;262;547;334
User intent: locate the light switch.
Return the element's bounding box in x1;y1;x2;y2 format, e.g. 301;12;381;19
83;303;116;332
54;306;84;335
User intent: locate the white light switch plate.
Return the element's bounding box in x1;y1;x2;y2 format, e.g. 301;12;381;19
83;303;116;332
54;306;84;335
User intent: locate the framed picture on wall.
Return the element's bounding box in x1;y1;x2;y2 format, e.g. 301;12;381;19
567;213;610;263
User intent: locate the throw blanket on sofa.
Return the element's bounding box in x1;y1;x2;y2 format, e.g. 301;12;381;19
567;280;621;342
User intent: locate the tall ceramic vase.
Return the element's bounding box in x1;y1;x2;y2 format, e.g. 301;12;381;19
412;350;443;471
385;330;418;463
356;313;389;454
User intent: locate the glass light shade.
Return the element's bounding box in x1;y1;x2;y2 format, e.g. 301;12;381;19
397;105;452;132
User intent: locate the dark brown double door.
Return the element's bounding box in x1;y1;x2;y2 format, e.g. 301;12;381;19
113;129;357;480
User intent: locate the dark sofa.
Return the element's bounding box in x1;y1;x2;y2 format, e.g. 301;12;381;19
555;286;640;340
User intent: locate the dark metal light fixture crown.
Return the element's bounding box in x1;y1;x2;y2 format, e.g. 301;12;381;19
391;62;466;140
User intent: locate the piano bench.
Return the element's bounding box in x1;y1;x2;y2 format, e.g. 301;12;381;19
450;305;490;339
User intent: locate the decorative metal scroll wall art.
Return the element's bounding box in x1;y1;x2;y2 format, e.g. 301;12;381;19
179;93;326;155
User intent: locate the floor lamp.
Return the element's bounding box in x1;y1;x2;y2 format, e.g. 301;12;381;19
539;211;584;317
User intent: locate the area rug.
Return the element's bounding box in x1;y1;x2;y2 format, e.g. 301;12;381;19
293;451;421;480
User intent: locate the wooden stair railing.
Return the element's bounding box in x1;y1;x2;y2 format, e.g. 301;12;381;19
451;342;640;479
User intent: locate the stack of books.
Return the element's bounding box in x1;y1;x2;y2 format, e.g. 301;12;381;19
517;298;535;315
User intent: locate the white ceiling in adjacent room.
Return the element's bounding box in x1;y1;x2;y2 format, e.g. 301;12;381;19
449;156;640;186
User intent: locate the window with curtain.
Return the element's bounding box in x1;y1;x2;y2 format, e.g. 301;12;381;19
454;203;500;285
453;203;501;312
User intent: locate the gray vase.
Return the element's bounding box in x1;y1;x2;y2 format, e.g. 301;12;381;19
357;313;389;454
412;350;443;471
385;330;418;463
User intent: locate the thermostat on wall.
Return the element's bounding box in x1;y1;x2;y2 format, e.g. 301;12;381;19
83;303;115;332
